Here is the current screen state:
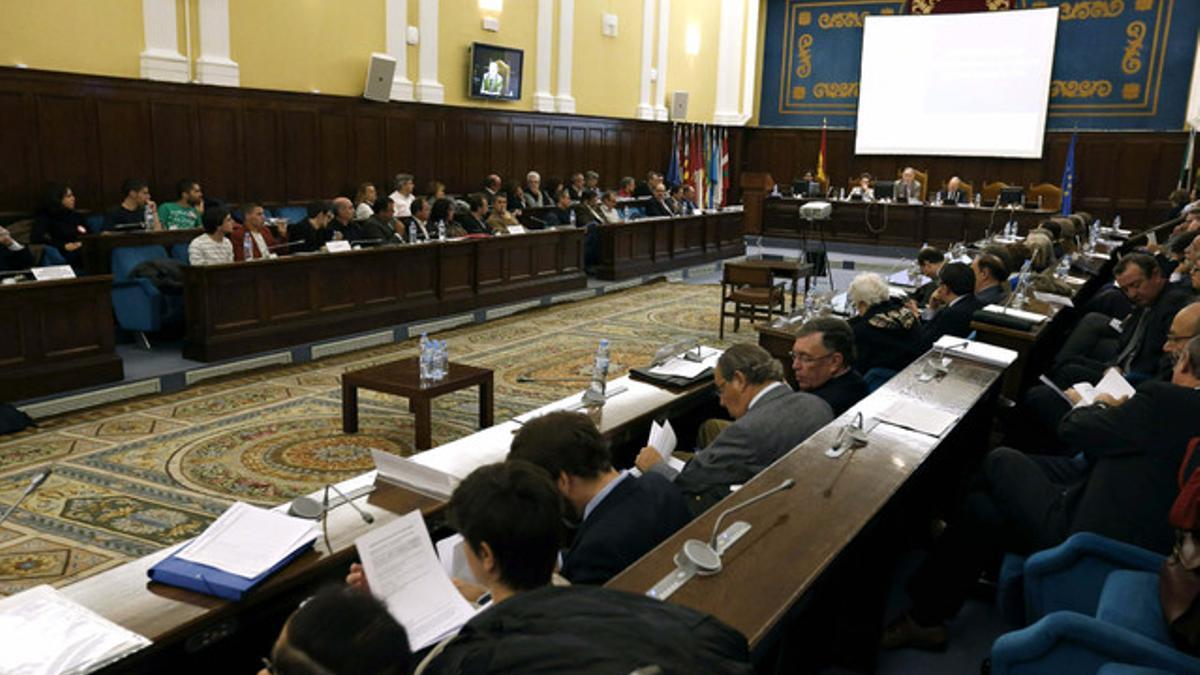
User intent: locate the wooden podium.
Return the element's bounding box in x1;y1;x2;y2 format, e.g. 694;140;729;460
739;172;775;235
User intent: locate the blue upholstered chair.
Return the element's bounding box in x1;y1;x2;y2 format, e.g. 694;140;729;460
170;242;190;264
862;367;897;392
110;245;184;348
84;212;105;233
273;206;307;224
989;533;1200;675
38;245;67;266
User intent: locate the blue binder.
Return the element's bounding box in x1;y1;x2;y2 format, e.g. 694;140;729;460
147;538;316;601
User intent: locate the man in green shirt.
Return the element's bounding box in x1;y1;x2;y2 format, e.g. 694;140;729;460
158;178;204;230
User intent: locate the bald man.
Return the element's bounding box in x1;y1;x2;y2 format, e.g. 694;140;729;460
330;197;363;242
943;177;967;205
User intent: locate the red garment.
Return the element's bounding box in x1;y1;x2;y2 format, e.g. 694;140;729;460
229;225;285;261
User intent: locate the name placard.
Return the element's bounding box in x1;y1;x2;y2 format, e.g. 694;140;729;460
31;265;76;281
325;240;352;253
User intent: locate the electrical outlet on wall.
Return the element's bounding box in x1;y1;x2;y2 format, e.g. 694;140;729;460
602;13;618;37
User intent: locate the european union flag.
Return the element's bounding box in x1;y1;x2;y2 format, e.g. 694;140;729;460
1060;132;1077;216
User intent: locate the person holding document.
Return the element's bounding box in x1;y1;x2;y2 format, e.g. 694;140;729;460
883;336;1200;651
348;462;753;674
634;344;833;515
507;412;692;585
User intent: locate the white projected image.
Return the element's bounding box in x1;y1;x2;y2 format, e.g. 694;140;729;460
854;8;1059;159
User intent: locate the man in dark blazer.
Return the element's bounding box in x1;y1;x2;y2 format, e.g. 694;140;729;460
792;316;869;416
917;262;982;348
636;343;834;514
458;193;493;235
644;183;675;218
508;411;692;585
971;251;1010;306
885;335;1200;651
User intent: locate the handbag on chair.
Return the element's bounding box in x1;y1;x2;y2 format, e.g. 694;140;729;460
1161;437;1200;654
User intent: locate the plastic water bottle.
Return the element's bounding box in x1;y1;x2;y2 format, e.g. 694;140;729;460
582;339;610;404
1112;215;1122;232
1056;254;1072;279
410;222;419;244
243;232;253;261
435;340;448;380
437;220;446;241
1089;220;1100;250
143;204;154;230
419;333;432;381
569;209;576;227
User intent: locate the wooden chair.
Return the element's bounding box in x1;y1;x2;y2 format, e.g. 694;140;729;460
720;263;784;339
1028;183;1063;212
896;168;929;201
982;181;1009;204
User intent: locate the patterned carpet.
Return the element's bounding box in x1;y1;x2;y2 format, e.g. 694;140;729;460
0;280;748;595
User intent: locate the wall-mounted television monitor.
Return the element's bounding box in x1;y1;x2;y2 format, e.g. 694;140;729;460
468;43;523;102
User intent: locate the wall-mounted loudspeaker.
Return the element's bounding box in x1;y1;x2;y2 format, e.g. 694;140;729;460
364;53;397;102
670;91;689;121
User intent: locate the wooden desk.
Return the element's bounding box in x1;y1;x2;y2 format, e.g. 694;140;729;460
183;230;585;361
342;357;494;450
761;198;1055;249
591;210;744;281
67;372;717;673
80;229;201;275
606;353;1004;649
969;300;1064;400
737;258;815;311
0;276;123;400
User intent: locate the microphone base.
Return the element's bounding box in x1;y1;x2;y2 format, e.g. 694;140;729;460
288;496;324;519
676;539;722;576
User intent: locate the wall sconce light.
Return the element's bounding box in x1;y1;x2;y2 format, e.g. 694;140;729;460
685;25;701;56
479;0;503;13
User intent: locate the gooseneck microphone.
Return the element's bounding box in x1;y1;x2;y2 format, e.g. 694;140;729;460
0;468;52;527
675;478;796;577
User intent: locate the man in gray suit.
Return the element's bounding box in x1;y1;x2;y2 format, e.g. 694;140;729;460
635;343;834;515
896;167;922;202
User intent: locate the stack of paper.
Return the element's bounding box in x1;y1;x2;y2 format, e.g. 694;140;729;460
647;420;686;474
372;449;459;499
1033;291;1074;308
0;585;151;675
356;511;479;651
436;533;480;585
980;304;1049;324
933;335;1018;368
877;400;958;438
647;347;722;379
174;502;316;580
1041;367;1136;408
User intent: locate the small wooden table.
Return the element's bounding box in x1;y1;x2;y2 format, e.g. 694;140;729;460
342;357;494;449
737;258;816;311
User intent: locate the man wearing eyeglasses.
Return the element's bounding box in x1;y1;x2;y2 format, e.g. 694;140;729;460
791;317;868;416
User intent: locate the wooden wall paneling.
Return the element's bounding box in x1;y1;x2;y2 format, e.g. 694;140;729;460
530;124;551;178
586;128;604;176
489;122;511;181
95;99;154;203
352;113;388;195
283;110;319;201
0;92;33;209
148;101;195;200
318;111;353;196
509;123;531;186
242;106;282;201
411;118;439;190
384;113;415;186
569;127;586;176
463;120;488;188
197;104;246;203
550;126;570;180
36;94;98;207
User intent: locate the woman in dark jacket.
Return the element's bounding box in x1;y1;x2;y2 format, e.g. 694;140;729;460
847;272;925;373
31;182;87;268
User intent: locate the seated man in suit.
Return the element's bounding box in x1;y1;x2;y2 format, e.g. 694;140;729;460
941;176;967;205
667;184;686;215
348;462;753;674
911;247;946;306
543;190;576;228
358;196;404;243
403;197;433;242
486;193;521;234
481;173;502;205
230;201;286;260
971;250;1010;306
287;201;339;253
792;317;869;416
914;262;982;347
633;171;662;198
635;343;834;515
574;190;604;228
459;194;493;235
259;585;410;675
896;167;922;202
0;226;34;273
508;411;692;585
885;335;1200;651
584;170;600;193
566;172;586;201
644;183;674;218
681;185;700;215
329;197;362;242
